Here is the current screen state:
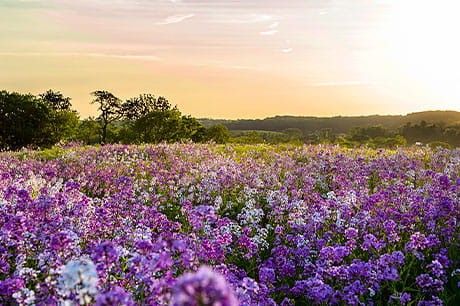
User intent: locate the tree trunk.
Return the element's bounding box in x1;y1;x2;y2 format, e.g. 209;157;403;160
102;121;108;144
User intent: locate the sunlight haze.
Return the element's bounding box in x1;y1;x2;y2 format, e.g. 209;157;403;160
1;0;459;118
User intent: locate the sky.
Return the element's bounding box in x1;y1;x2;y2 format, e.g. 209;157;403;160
1;0;460;119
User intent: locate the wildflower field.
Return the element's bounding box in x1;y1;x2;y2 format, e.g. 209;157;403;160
1;144;459;305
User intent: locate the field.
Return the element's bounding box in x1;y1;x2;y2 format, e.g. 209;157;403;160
0;144;459;305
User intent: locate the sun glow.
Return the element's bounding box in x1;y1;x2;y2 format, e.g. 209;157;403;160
388;0;460;107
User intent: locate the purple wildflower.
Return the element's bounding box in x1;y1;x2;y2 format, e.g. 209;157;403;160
408;232;429;250
92;241;119;265
95;286;134;306
50;231;74;251
171;266;238;306
344;227;358;239
259;267;276;284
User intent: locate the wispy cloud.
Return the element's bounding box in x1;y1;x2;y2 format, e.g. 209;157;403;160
223;65;264;71
260;30;278;36
0;0;50;8
309;81;372;87
191;62;265;71
92;54;161;61
223;14;274;24
0;52;161;61
268;22;279;29
157;14;195;25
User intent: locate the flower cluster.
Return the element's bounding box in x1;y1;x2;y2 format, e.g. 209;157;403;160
0;143;459;304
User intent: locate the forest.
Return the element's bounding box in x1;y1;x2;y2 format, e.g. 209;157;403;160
1;89;459;150
202;112;460;148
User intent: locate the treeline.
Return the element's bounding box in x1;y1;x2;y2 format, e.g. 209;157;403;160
203;113;460;148
1;89;459;150
0;90;230;150
201;111;460;136
228;123;460;148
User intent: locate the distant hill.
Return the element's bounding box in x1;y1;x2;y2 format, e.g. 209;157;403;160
199;111;460;135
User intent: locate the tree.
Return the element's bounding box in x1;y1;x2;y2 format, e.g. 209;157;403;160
75;118;101;145
282;128;304;143
91;91;123;143
123;94;206;144
122;94;176;120
315;128;334;143
235;131;264;144
47;109;80;143
180;116;207;142
0;91;53;150
39;90;79;143
133;109;182;143
205;124;231;144
124;94;179;143
39;89;72;111
0;90;80;150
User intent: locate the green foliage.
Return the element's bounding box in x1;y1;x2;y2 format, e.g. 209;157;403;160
202;112;460;147
350;125;391;142
282;128;304;143
180;115;207;143
331;126;407;148
116;122;138;145
443;126;460;147
232;131;265;144
39;89;79;143
201;111;460;136
3;89;459;148
111;93;207;144
48;110;80;142
39;89;72;111
0;90;79;150
129;111;206;144
205;124;231;144
91;90;123;143
428;141;451;150
122;94;175;120
75;118;101;145
335;136;359;148
0;91;50;150
133;109;181;143
368;135;407;149
400;121;460;146
230;129;306;144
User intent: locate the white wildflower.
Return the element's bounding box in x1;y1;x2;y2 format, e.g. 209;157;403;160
58;257;99;305
369;288;376;297
13;288;36;305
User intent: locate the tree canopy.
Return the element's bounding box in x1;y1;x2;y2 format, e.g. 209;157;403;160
0;90;78;150
91;90;123;143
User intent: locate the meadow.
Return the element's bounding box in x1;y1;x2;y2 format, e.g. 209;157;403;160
0;143;459;305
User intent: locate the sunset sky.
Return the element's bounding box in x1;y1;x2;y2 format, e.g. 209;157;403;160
1;0;459;119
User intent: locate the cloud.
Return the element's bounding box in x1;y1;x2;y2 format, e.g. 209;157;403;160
260;30;278;36
223;14;274;24
190;62;264;71
0;52;161;61
268;22;279;29
281;48;293;53
156;14;195;25
309;81;372;87
88;53;161;61
223;65;264;71
0;0;50;8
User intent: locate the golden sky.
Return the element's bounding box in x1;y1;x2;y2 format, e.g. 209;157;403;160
1;0;459;119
